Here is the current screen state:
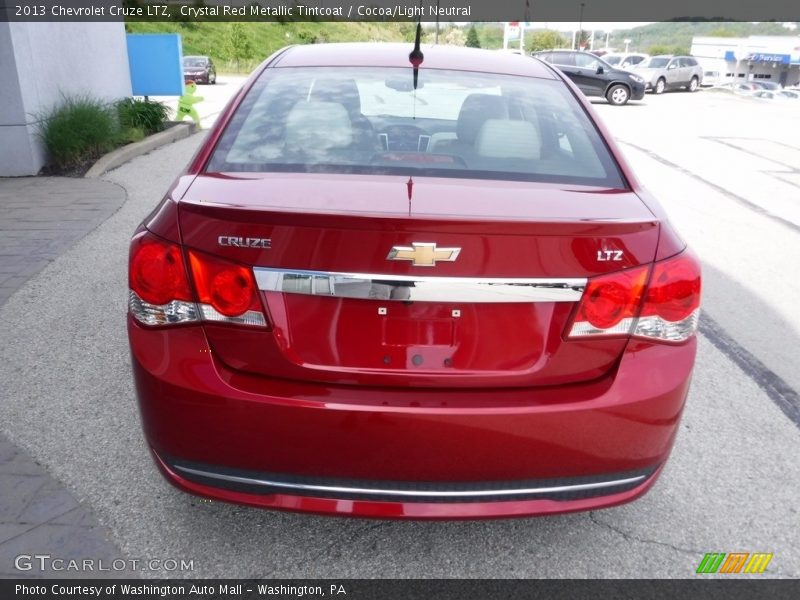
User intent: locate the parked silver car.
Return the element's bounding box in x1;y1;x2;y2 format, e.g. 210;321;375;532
634;55;703;94
603;52;649;69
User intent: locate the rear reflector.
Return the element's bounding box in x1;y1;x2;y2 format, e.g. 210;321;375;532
569;250;701;343
128;230;267;328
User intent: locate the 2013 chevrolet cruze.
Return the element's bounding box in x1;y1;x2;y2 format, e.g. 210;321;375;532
128;43;701;519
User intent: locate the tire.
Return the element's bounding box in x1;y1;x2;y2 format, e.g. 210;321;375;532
655;78;666;95
688;77;699;92
210;73;217;85
606;84;631;106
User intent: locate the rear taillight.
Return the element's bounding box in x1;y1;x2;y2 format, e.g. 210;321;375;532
569;250;701;343
569;265;649;338
128;230;267;328
633;251;701;342
187;249;266;327
129;232;198;326
130;234;192;305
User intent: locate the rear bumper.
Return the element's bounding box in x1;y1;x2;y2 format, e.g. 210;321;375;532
631;83;646;100
129;318;696;519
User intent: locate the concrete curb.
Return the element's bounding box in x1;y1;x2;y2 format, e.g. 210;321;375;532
84;122;197;179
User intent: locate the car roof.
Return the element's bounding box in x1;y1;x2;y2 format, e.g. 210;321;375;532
184;56;209;59
272;43;557;79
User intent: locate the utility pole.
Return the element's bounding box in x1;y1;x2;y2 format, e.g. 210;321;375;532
435;0;440;44
577;2;585;50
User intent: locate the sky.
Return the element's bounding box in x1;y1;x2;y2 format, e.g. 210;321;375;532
534;22;654;32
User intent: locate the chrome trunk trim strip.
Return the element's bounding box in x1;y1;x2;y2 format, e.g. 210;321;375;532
253;267;586;303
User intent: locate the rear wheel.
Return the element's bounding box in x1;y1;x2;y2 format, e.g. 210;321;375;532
655;78;666;94
688;77;699;92
606;84;631;106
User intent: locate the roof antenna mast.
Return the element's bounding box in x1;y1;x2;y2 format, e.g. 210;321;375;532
409;1;424;92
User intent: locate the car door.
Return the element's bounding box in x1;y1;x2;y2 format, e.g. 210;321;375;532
571;52;606;97
665;58;682;88
678;58;694;86
547;52;587;93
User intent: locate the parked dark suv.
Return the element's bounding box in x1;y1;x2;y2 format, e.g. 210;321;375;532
532;50;646;105
183;56;217;85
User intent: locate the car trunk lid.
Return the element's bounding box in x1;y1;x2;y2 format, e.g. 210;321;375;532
177;173;659;388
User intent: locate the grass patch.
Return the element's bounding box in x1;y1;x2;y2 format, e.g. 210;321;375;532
38;95;171;174
116;97;170;136
38;95;118;171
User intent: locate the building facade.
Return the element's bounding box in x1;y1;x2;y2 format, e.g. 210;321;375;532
691;35;800;88
0;22;132;176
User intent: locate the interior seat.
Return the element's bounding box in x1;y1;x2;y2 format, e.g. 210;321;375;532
284;101;354;162
428;93;509;158
309;78;380;153
475;119;542;160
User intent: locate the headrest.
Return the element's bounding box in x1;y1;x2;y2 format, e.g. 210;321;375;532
310;78;362;115
457;94;508;144
284;101;353;153
475;119;541;160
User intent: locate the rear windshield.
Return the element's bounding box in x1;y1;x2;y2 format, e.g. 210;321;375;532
183;58;207;67
207;66;625;187
642;58;670;68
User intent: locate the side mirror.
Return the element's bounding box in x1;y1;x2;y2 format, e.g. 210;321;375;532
668;64;677;70
596;65;604;75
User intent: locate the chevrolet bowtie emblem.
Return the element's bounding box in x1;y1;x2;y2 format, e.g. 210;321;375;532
386;242;461;267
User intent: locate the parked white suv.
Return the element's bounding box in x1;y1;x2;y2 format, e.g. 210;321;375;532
603;53;649;69
634;55;703;94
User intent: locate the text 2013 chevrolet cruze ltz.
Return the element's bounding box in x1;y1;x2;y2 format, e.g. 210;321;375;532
128;43;701;519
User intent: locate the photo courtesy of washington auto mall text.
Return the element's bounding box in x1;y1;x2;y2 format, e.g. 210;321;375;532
14;583;348;597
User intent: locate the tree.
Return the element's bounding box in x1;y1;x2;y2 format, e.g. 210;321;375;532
648;44;689;56
526;30;567;53
225;23;253;70
444;27;467;47
708;27;737;37
465;25;481;48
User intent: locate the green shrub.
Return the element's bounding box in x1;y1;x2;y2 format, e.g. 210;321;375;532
38;95;117;170
116;98;170;136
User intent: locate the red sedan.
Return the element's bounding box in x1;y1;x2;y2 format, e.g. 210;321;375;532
128;43;701;519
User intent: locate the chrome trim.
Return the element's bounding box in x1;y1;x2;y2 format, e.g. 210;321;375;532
253;268;586;303
172;464;647;499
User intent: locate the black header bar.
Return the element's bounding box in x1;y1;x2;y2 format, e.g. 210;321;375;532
1;0;799;23
2;579;800;600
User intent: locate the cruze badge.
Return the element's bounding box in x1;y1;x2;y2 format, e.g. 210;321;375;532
218;236;271;249
387;242;461;267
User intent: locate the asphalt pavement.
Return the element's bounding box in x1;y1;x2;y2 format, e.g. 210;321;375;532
0;88;798;578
